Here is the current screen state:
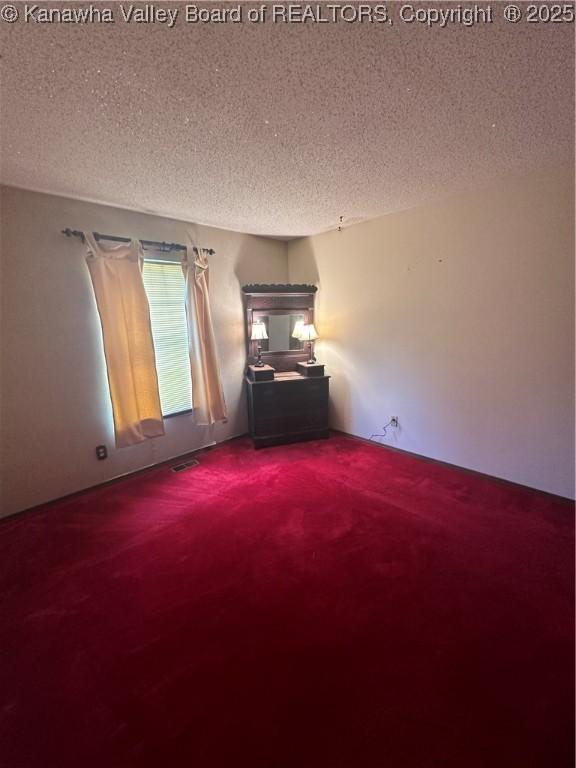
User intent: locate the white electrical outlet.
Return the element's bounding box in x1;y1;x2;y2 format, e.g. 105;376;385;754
390;417;399;428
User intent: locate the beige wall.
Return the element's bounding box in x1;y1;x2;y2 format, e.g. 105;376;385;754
0;187;288;517
288;168;575;498
2;169;573;514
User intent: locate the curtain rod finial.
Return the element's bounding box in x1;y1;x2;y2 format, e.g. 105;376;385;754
62;228;85;242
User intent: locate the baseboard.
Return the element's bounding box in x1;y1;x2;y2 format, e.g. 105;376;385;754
0;432;250;523
333;429;575;504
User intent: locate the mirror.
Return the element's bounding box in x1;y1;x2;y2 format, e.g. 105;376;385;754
242;284;317;372
259;314;305;352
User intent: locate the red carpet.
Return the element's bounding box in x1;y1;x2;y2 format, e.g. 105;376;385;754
0;434;573;767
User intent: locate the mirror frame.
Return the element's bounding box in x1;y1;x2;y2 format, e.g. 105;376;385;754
242;284;318;372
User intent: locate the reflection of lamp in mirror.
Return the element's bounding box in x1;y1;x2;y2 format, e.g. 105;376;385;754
299;323;319;364
292;318;305;343
251;321;268;367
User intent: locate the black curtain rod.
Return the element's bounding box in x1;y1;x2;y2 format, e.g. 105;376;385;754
61;229;215;255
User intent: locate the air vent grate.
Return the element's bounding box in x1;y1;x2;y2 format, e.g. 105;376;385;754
171;458;200;473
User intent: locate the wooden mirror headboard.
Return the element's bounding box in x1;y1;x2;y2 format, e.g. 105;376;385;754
242;284;318;372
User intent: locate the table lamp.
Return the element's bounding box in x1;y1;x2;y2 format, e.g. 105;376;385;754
298;323;319;364
251;321;268;367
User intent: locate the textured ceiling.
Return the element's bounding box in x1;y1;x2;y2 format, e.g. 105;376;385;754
0;3;573;237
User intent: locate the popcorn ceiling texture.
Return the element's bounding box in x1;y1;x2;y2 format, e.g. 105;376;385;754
0;5;573;237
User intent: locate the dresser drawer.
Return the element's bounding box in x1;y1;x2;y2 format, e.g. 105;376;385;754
253;409;328;437
247;375;330;445
252;379;327;404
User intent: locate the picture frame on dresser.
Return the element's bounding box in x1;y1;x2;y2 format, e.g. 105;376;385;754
242;284;330;448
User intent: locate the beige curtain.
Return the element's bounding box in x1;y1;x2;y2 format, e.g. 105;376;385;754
84;233;164;447
182;246;227;425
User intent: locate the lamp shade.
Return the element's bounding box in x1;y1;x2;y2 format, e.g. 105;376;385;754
250;321;268;341
299;323;318;341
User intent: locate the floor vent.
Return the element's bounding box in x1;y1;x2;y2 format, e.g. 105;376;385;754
171;458;200;473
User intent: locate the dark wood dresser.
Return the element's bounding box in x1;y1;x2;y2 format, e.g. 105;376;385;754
242;284;329;448
246;372;330;448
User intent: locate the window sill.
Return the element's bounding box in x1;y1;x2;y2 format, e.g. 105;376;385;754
163;408;193;420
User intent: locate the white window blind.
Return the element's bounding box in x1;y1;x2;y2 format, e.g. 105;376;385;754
142;259;192;417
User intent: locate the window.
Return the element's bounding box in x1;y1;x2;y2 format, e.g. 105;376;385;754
142;259;192;417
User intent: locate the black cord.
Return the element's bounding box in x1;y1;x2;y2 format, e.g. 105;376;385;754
369;420;394;442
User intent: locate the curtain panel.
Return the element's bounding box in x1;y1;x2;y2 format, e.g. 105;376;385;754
182;247;227;425
84;233;165;447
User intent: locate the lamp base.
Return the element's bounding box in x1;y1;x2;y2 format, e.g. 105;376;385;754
297;361;324;377
248;364;275;381
254;344;265;366
306;340;316;365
